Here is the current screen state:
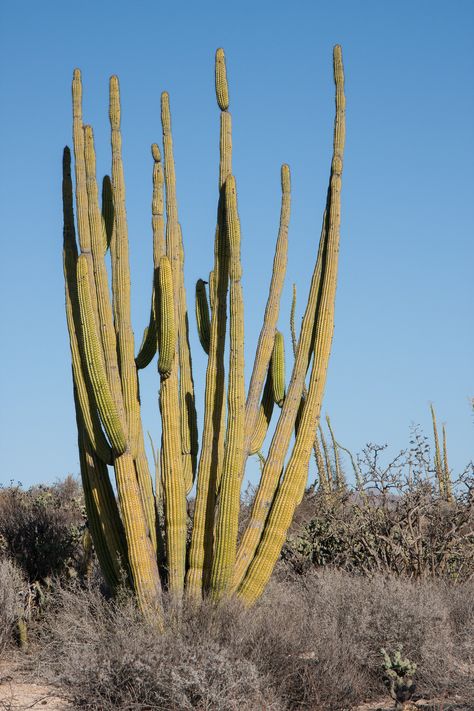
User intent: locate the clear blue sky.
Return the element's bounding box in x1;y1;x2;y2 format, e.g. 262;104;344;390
0;1;472;488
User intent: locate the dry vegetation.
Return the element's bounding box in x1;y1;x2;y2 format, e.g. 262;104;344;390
0;435;473;710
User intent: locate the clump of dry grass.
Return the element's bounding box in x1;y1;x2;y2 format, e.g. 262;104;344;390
29;571;473;710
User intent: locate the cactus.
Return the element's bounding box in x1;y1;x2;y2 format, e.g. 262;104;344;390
381;649;417;710
62;46;346;620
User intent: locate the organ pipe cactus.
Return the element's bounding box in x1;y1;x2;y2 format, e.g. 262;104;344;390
62;46;346;620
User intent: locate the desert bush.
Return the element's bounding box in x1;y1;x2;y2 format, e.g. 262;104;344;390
283;437;474;582
33;571;473;710
0;558;28;654
0;475;86;582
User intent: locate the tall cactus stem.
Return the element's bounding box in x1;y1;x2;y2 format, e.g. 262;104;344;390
233;45;345;596
210;175;245;598
109;75;141;457
63;147;113;465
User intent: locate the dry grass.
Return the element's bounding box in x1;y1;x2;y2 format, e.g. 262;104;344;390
23;571;473;711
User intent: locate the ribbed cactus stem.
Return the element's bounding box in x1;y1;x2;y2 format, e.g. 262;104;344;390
62;147;113;465
135;144;165;369
231;208;330;592
186;55;233;598
271;331;286;407
312;429;329;492
210;175;245;598
195;279;211;354
235;45;345;602
215;48;229;111
83;124;128;437
241;164;290;477
109;75;141;456
157;255;176;377
249;367;275;455
101;175;114;253
76;255;128;454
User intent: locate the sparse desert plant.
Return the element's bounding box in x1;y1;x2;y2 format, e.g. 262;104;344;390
283;433;474;581
62;45;346;621
381;648;417;710
32;571;473;710
0;476;86;582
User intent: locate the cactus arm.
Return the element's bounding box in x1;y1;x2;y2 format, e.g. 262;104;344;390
101;175;114;253
76;255;128;454
136;144;165;370
312;429;329;491
237;45;345;604
210;175;245;598
195;279;211;354
114;451;164;623
62;147;113;465
83;125;128;433
232;45;345;594
242;164;290;460
109;75;141;456
215;48;229;111
157;256;176;377
161;93;198;492
249;367;275;455
177;225;199;492
318;422;333;490
230;207;329;591
186;54;232;599
78;430;119;589
271;330;286;407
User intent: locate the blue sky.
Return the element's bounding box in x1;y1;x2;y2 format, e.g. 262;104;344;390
0;1;472;488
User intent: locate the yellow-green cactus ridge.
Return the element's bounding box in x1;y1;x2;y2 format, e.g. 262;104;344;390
195;279;211;354
62;147;113;465
241;164;290;479
157;255;175;378
249;367;275;455
237;44;346;604
109;75;142;457
215;47;229;111
136;143;166;369
83;125;128;437
186;63;233;598
210;174;245;598
271;330;286;407
431;404;444;497
76;254;128;455
232;45;345;595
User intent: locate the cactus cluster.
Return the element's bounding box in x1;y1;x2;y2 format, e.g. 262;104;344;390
381;648;417;710
62;47;346;622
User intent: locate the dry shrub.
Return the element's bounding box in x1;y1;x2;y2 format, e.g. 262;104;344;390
0;476;85;582
33;571;473;710
36;584;282;711
0;558;28;654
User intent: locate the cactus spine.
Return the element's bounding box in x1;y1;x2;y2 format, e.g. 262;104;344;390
63;46;346;619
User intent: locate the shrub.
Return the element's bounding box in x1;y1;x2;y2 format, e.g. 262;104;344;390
33;571;473;710
0;476;86;582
